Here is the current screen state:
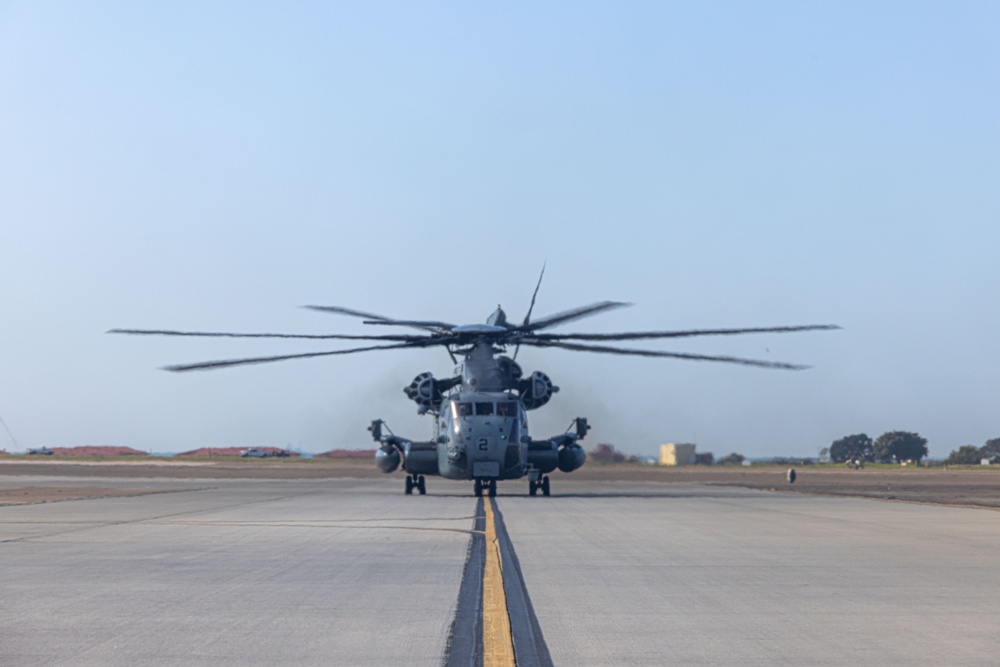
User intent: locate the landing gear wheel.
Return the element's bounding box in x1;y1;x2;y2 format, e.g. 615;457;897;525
405;474;423;496
474;479;483;497
529;482;537;496
541;476;550;497
488;479;497;497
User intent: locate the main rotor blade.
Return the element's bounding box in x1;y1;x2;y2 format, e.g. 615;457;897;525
520;301;631;332
108;328;423;342
162;340;445;372
302;305;396;321
304;305;454;333
514;264;546;361
361;319;457;331
521;339;809;370
527;324;841;342
522;263;546;327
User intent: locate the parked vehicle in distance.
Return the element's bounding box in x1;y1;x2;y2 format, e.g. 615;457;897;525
271;449;290;458
240;448;269;458
26;447;54;455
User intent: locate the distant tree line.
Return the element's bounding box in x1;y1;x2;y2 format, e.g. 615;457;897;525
715;452;745;466
593;434;1000;468
829;432;929;464
945;438;1000;465
589;443;637;463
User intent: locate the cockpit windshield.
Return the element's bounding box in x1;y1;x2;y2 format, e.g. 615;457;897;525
450;400;518;418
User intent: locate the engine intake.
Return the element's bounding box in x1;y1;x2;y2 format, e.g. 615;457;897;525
404;373;460;411
404;372;441;408
518;371;558;410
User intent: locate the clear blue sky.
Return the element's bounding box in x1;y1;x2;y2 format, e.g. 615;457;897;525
1;2;998;458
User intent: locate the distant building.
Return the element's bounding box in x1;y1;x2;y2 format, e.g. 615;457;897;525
660;443;696;466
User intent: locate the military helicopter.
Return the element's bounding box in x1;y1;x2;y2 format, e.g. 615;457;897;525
110;275;837;497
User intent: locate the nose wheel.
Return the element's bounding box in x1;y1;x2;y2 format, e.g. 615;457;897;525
405;474;426;495
474;479;497;497
528;476;550;497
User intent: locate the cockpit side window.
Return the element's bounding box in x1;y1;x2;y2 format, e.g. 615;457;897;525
452;402;473;418
474;402;494;416
496;401;517;417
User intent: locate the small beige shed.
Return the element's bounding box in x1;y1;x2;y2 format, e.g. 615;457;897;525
659;443;696;466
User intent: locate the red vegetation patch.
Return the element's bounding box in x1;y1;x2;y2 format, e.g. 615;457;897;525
50;446;148;456
315;449;376;459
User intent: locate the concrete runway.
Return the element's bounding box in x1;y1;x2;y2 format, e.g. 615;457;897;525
3;475;1000;666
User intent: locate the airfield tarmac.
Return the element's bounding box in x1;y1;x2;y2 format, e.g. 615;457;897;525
3;468;1000;665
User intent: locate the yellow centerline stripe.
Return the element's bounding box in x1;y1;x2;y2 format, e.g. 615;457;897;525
482;497;516;666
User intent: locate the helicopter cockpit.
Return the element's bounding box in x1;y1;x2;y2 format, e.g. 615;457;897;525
449;398;521;419
447;395;526;441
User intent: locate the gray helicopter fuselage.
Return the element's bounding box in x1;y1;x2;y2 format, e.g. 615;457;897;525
443;391;528;480
404;391;529;481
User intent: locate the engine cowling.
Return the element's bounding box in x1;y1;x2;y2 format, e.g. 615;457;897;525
495;356;524;390
518;371;558;410
557;444;587;473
